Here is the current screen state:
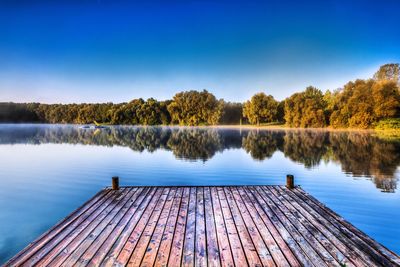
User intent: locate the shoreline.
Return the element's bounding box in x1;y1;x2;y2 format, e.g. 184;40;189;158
2;122;399;133
209;124;379;132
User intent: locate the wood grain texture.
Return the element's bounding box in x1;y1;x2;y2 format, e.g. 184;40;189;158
6;186;400;267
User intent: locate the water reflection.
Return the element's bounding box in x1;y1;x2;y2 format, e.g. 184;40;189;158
242;130;282;160
0;125;399;192
283;130;329;168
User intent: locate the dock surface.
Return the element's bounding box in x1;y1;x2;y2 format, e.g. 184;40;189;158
5;186;400;267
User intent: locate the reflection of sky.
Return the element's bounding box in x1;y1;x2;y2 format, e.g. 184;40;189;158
0;141;399;263
1;1;400;103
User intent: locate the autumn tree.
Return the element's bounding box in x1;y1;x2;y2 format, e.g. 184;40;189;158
373;63;399;85
330;80;374;128
329;79;400;129
372;80;400;119
284;86;327;128
243;92;279;125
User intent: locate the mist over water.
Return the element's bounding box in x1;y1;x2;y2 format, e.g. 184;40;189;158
0;124;399;263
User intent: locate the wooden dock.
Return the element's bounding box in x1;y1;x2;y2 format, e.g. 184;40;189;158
5;185;400;266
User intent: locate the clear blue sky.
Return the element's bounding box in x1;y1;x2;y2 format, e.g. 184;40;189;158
0;0;399;103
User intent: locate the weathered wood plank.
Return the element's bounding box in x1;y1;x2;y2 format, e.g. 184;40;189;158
139;187;177;266
182;187;197;267
224;187;268;266
168;187;190;266
239;187;301;267
266;186;351;266
153;187;183;266
247;186;318;267
259;186;338;266
54;188;141;267
216;186;248;266
84;187;153;266
231;187;289;267
210;187;234;267
123;187;171;266
62;188;142;266
203;187;221;267
100;187;162;266
195;187;207;267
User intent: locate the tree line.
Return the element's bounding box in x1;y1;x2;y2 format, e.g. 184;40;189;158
1;63;399;129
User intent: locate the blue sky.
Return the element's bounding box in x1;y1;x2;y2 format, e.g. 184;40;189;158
0;0;399;103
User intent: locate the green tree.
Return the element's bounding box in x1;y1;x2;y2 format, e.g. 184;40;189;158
167;90;223;125
276;101;285;123
111;99;144;125
136;98;162;125
220;102;243;125
0;103;40;122
243;92;279;125
159;101;172;125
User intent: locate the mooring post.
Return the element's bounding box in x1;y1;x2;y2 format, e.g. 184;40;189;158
286;174;294;189
112;176;120;190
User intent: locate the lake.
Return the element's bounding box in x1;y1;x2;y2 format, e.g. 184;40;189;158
0;124;399;264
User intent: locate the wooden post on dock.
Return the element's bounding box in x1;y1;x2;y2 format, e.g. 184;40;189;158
286;174;294;189
112;176;119;190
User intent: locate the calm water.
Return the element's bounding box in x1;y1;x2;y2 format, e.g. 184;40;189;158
0;124;399;263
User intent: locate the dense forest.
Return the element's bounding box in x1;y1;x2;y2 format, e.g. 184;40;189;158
1;64;399;129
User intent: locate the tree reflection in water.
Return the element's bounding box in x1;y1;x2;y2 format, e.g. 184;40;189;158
283;130;329;168
0;125;399;192
167;128;223;161
242;130;282;160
